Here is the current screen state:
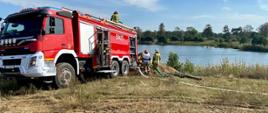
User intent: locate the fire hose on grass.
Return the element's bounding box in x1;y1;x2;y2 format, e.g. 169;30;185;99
136;64;202;81
136;51;201;80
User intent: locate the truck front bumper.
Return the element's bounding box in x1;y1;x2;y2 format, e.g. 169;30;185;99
0;52;56;78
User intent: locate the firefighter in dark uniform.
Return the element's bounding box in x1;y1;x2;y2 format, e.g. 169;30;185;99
137;52;144;67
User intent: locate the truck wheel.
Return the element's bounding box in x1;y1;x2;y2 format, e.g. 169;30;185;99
110;60;120;77
54;63;76;88
121;60;129;76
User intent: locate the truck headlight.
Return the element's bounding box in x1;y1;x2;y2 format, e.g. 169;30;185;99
0;40;3;45
4;39;8;45
29;56;37;67
8;39;12;44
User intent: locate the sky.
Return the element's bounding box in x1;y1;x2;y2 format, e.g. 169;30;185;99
0;0;267;33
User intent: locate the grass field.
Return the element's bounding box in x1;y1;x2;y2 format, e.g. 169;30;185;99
186;59;268;80
1;75;268;113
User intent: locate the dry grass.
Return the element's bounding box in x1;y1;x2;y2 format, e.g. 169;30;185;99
193;59;268;80
1;75;268;113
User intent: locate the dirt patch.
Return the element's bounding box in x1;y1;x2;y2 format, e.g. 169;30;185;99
158;64;178;74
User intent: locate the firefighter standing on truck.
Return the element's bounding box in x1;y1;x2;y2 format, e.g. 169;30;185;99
111;11;120;23
152;49;161;69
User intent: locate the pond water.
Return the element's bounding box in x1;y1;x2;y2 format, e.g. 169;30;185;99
138;45;268;66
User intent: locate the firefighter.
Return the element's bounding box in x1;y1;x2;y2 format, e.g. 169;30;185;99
111;11;120;23
152;49;161;69
137;52;143;67
143;50;151;74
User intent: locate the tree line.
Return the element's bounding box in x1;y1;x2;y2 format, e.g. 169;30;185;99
135;23;268;48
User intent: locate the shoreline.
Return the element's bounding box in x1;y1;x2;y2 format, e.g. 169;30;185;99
139;41;268;53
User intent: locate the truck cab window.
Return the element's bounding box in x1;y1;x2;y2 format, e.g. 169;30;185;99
46;17;64;34
7;23;24;32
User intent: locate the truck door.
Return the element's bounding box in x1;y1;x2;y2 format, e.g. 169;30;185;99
130;37;137;66
97;29;110;67
42;16;67;56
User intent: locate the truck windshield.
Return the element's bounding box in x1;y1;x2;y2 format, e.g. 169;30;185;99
0;14;43;39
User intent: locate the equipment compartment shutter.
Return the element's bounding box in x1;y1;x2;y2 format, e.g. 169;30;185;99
79;22;95;54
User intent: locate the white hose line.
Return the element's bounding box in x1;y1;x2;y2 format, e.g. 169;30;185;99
136;67;149;78
136;66;267;96
179;81;268;96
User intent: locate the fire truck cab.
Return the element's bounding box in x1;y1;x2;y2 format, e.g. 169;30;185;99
0;7;138;88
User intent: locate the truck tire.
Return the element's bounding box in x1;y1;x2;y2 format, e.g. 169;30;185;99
121;60;129;76
110;60;120;77
54;63;76;88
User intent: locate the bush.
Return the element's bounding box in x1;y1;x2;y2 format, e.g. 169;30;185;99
241;45;268;52
183;59;194;73
167;52;182;71
167;53;195;73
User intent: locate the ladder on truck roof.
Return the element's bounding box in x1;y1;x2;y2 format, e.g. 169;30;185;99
62;7;136;32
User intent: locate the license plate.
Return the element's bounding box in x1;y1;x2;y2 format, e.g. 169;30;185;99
4;66;17;69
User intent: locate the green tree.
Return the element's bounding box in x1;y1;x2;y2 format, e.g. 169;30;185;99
175;26;181;31
240;25;254;44
134;27;143;42
231;27;242;35
243;25;254;33
251;33;267;46
202;24;213;39
142;30;154;42
184;27;199;41
171;27;184;41
157;23;167;43
158;23;165;37
239;37;248;44
186;27;198;35
223;25;231;41
167;52;182;70
223;25;230;34
259;23;268;37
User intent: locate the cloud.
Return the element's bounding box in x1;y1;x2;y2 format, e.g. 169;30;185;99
258;0;268;11
222;7;232;12
228;14;266;21
192;15;214;19
122;0;162;12
0;0;109;18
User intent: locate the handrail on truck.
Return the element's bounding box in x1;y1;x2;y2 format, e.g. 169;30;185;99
61;7;136;32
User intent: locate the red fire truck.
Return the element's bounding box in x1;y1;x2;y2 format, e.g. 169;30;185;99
0;7;138;88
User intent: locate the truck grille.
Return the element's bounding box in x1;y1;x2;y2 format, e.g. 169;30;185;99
0;68;20;73
0;48;35;56
3;59;21;66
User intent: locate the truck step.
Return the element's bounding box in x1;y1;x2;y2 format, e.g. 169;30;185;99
43;80;53;84
97;70;116;74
